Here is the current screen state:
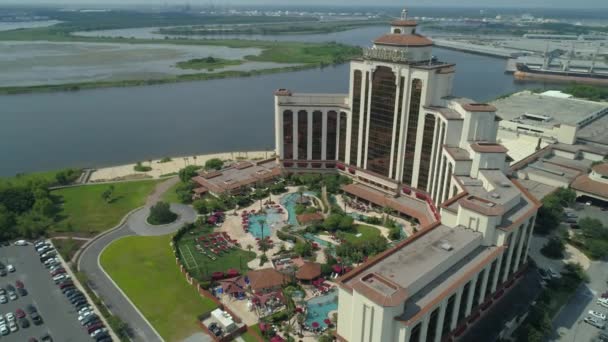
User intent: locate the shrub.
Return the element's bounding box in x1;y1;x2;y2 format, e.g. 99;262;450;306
204;158;224;171
134;162;152;172
178;165;199;183
148;201;177;225
159;157;172;163
540;237;565;259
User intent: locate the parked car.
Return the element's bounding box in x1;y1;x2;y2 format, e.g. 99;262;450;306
17;288;27;297
19;317;29;328
8;320;18;332
547;268;560;279
8;291;17;301
6;312;15;321
78;311;93;322
0;295;6;304
87;323;104;334
40;333;53;341
30;312;42;325
585;316;606;329
81;314;99;326
0;269;6;277
590;310;607;320
0;324;7;335
84;318;101;328
91;328;107;338
50;268;66;277
15;280;24;289
14;240;28;246
59;282;74;290
7;265;15;273
16;309;26;319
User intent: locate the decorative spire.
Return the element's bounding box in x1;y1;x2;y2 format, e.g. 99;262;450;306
401;3;408;20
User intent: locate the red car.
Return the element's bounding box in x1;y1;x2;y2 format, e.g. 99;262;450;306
51;269;66;277
87;322;104;334
601;291;608;298
59;282;74;289
15;280;24;289
15;309;25;319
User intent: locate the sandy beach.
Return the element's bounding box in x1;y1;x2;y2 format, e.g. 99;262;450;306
89;150;273;182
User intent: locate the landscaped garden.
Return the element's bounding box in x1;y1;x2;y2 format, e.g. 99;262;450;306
174;223;257;283
100;234;218;341
52;180;160;235
338;224;382;244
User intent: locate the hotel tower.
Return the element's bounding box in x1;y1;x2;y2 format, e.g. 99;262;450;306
273;6;540;342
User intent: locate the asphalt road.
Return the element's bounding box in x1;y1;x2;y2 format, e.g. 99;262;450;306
78;202;196;342
0;244;93;342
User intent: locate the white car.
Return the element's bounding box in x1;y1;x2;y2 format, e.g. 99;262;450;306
590;310;607;320
5;313;14;322
78;311;93;321
91;328;107;337
0;295;7;304
8;320;17;332
13;240;28;246
0;324;7;335
597;298;608;308
78;306;93;314
585;316;606;329
6;265;14;273
52;274;68;281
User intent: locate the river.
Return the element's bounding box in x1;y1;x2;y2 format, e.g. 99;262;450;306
0;26;552;176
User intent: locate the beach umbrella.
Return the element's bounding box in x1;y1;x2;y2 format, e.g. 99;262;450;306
311;322;319;329
332;265;343;273
227;269;239;277
259;322;268;332
324;318;332;325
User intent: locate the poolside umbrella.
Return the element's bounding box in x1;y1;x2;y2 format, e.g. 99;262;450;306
270;336;285;342
259;322;268;332
332;265;343;274
208;216;218;224
212;271;224;280
324;318;332;326
311;322;319;329
295;307;303;313
227;269;239;278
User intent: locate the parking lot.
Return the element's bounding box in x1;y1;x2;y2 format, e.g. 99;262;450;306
0;243;95;341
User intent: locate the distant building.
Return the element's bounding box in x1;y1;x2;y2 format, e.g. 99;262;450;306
272;6;540;342
191;159;281;196
492;91;608;145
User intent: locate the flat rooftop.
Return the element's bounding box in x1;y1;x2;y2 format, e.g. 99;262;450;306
400;244;502;322
192;160;280;193
344;225;482;300
491;91;608;127
525;160;582;183
516;179;557;200
275;93;349;109
577;114;608;147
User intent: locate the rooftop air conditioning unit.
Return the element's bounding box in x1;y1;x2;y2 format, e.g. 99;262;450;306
491;193;501;199
439;242;453;251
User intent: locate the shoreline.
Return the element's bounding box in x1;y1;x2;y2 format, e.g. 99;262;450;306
88;150;275;183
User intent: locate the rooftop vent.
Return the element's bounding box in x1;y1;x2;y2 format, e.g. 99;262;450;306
490;193;501;199
487;202;496;207
439;242;453;251
500;181;511;187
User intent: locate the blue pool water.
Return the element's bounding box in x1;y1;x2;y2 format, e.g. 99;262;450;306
305;289;338;329
248;207;283;239
303;233;332;248
280;191;317;226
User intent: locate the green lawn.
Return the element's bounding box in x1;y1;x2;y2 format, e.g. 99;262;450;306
340;225;382;244
0;168;81;187
242;323;263;342
100;235;217;341
176;226;257;281
161;181;182;204
52;180;160;235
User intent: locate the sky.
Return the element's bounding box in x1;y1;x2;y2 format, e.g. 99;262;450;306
6;0;608;9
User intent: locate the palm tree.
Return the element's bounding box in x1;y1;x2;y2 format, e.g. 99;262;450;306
246;244;253;253
258;219;265;241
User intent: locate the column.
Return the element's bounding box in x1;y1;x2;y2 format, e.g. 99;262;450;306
418;314;431;342
522;217;536;262
450;287;464;330
292;111;298;160
433;302;448;342
513;224;528;272
428;120;442;199
388;73;402;179
478;267;491;304
362;70;373;169
276;107;283;159
440;162;451;204
394;75;411;182
464;274;478;316
321;111;328;160
307;110;313;160
491;254;504;292
502;230;518;282
434;155;446;205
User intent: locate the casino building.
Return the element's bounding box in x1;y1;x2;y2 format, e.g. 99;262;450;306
273;7;540;342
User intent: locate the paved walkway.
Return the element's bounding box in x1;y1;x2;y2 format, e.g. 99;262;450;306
78;178;197;342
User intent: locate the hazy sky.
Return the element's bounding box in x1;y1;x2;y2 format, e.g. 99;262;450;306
7;0;608;9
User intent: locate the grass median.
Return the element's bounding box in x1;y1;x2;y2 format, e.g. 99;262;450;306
52;180;160;235
101;234;217;341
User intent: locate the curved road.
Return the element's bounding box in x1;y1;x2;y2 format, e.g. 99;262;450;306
78;178;196;342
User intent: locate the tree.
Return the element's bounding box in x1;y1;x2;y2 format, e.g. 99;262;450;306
246;244;253;253
294;241;313;257
148;202;177;225
553;188;576;207
204;158;224;171
0;185;35;214
101;185;114;203
175;182;195;204
33;197;55;218
534;196;563;235
192;199;208;214
259;254;269;266
178;165;199;183
338;215;354;231
16;211;52;238
323;213;343;231
0;205;16;241
540;237;565;259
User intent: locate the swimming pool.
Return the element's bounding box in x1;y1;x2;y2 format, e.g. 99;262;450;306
305;289;338;329
280;191;317;226
248;207;283;239
303;233;332;248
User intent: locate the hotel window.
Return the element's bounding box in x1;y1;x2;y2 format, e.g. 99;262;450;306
509;227;522;275
426;308;440;342
366;66;396;177
312;111;323;160
417;113;436;191
297;110;308;160
457;281;471;324
360;71;371;166
338;112;348;162
443;163;453;203
442;294;457;337
402;79;423;185
485;260;498;299
520;220;533;266
409;322;422;342
472;269;485;309
350;70;362;165
391;76;405;178
327;111;338;160
283;110;293;160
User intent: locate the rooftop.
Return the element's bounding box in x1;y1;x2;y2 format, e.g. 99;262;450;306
373;34;433;47
343;225;483;306
275;93;349;109
424;106;463;121
593;163;608;177
577;114;608;147
247;268;289;292
571;174;608;199
390;19;417;27
192;159;280;194
444;146;471;161
491;91;608;127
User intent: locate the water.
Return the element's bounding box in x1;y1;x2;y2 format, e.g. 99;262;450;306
279;192;317;226
303;233;333;248
1;26;548;176
0;20;61;32
305;289;338;329
247;207;283;239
